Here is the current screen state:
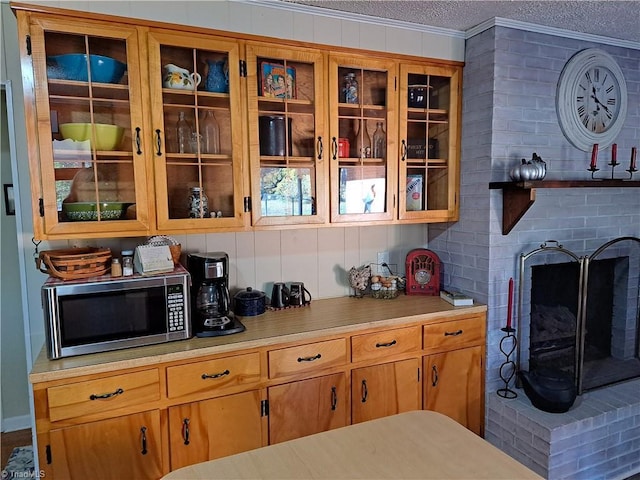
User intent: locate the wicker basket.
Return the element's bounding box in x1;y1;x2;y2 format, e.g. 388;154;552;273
37;247;112;280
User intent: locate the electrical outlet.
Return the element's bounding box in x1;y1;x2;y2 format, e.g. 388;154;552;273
377;251;390;275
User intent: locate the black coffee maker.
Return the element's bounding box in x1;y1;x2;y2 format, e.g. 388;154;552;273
187;252;245;337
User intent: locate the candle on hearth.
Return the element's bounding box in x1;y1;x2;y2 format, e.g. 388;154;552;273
506;277;513;330
611;143;617;164
590;144;598;169
631;147;637;170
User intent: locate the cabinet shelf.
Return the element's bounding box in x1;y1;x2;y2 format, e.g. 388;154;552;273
489;180;640;235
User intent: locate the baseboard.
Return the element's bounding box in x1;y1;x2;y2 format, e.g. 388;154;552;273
1;414;31;433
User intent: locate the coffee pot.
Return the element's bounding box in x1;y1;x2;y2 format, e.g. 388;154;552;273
289;282;312;306
163;64;201;90
271;282;290;308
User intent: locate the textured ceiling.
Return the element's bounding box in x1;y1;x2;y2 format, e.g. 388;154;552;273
283;1;640;44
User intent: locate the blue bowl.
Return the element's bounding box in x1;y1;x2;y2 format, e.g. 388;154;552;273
47;54;126;84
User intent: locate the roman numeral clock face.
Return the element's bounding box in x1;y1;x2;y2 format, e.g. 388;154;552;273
556;49;627;151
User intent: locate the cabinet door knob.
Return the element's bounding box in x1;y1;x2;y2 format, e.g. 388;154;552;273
182;418;190;445
317;136;323;160
361;379;368;403
155;129;163;156
331;137;338;160
140;426;148;455
331;386;337;411
431;365;439;387
401;139;407;162
135;127;143;155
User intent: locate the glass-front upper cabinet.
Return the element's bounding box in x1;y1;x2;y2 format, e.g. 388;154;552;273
328;55;397;223
147;30;245;231
245;43;326;227
24;15;151;238
398;64;461;222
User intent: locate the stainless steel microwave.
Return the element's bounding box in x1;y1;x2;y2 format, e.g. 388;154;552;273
42;267;191;359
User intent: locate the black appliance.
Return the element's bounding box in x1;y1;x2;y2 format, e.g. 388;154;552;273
518;368;577;413
187;252;245;337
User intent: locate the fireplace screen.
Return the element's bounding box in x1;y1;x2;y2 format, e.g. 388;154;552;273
517;237;640;394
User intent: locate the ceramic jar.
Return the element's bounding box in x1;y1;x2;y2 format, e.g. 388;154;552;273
163;64;201;90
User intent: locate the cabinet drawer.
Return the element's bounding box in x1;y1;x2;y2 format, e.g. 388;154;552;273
351;326;421;363
47;369;160;422
167;352;261;399
423;316;485;353
268;339;347;379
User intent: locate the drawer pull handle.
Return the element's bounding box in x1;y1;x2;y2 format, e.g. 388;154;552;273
317;136;323;160
444;329;463;337
140;426;148;455
89;388;124;400
297;353;322;362
182;418;190;445
202;369;230;380
331;137;337;160
375;339;397;348
431;365;439;387
331;386;337;411
361;379;368;403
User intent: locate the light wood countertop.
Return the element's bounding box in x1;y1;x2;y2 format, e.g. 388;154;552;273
30;295;486;383
161;410;542;480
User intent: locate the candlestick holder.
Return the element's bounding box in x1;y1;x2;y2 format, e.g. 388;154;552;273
496;326;518;399
589;155;636;180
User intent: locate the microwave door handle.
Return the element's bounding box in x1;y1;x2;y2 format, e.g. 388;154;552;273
45;289;63;358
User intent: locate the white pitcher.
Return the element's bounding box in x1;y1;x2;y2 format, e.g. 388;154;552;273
163;64;201;90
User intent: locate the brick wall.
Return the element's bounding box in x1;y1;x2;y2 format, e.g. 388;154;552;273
428;25;640;479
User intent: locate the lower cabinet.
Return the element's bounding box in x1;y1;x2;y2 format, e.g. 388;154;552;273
423;346;483;435
268;373;348;444
48;411;163;480
168;390;265;470
351;358;421;424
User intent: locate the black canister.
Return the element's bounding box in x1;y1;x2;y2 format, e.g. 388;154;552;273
259;115;292;156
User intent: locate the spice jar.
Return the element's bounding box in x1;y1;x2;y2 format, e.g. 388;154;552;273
122;250;134;276
111;258;122;277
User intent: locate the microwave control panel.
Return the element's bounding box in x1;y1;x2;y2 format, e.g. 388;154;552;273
167;284;186;332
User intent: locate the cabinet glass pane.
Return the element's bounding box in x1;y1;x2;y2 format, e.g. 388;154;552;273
45;32;137;222
257;56;317;217
159;45;234;219
405;73;451;212
337;67;388;215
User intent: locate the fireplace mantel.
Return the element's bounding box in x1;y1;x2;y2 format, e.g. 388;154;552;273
489;180;640;235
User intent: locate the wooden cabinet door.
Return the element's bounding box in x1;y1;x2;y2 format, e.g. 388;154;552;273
424;346;483;435
48;410;162;479
328;54;397;223
168;390;265;471
245;42;327;227
268;373;347;444
351;358;420;424
397;62;462;223
21;13;152;239
147;30;246;231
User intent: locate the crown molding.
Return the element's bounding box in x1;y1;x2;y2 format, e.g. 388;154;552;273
468;17;640;50
236;0;465;39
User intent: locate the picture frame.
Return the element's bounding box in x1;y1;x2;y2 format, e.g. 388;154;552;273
4;184;15;215
260;62;296;99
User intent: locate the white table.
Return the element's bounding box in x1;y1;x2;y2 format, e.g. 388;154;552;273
162;410;542;479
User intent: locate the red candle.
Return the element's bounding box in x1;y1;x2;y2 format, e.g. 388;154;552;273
506;277;513;330
631;147;637;170
590;144;598;169
611;143;617;163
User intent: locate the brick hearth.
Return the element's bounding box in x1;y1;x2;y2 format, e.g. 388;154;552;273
486;378;640;479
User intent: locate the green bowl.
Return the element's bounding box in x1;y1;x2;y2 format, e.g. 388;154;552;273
59;123;125;151
62;202;131;221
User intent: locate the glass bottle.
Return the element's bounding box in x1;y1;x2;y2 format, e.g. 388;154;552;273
188;186;209;218
356;119;371;158
201;110;220;154
372;122;386;158
111;258;122;277
176;111;193;154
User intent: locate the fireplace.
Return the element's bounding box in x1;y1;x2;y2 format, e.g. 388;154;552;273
518;237;640;395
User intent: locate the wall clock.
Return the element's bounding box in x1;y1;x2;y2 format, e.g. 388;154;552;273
556;48;627;151
405;249;440;295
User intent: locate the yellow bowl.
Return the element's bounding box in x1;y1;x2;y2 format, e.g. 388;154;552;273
60;123;125;151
